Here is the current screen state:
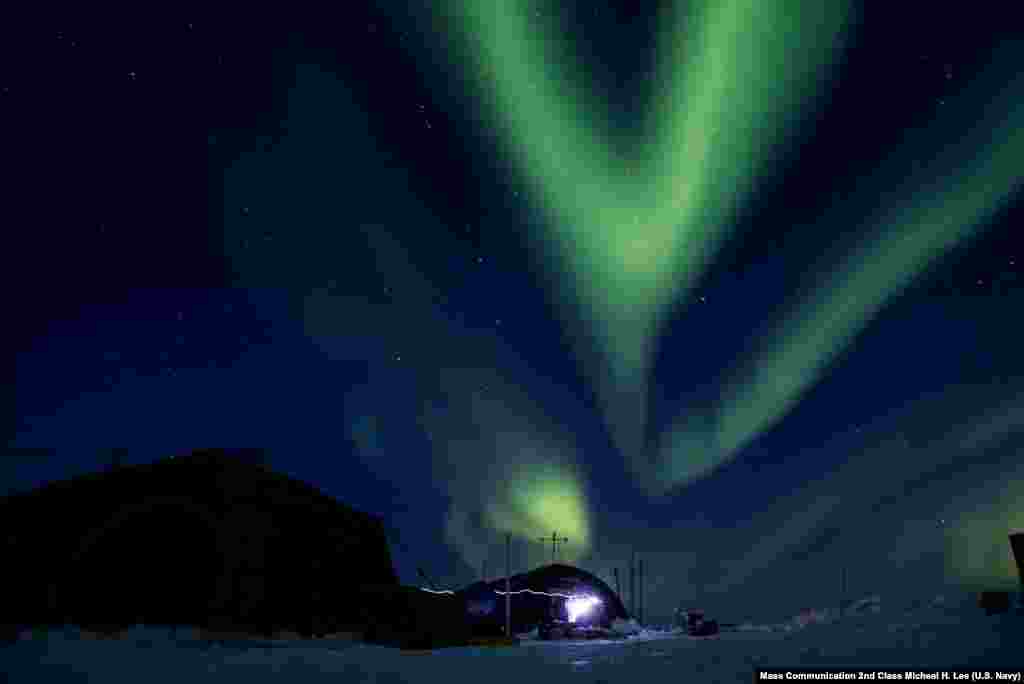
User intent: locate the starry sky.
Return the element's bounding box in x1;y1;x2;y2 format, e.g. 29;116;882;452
5;3;1024;622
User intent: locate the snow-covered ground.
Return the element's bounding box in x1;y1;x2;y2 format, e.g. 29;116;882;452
4;597;1022;682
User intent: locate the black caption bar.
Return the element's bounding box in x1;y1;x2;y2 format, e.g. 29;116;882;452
756;671;1024;682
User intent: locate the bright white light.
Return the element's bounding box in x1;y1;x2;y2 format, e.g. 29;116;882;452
566;595;602;624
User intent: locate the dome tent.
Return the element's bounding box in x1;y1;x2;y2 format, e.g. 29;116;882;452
0;449;399;639
455;563;629;636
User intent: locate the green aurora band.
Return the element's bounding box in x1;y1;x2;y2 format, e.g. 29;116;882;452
655;45;1024;491
444;0;852;465
446;3;1023;495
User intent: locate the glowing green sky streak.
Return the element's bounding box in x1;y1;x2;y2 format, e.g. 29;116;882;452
446;1;851;460
656;56;1024;490
447;3;1020;502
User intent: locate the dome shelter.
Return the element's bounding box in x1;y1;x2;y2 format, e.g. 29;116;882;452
0;449;399;639
455;563;629;636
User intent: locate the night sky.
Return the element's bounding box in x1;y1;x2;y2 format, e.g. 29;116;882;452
5;3;1023;622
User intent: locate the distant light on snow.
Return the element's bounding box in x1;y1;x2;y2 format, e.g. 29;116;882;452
566;595;601;623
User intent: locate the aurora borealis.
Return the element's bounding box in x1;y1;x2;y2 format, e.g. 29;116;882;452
445;0;852;466
7;3;1024;622
447;2;1023;495
655;41;1024;491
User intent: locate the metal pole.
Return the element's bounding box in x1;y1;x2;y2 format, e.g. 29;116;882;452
629;550;636;618
505;534;512;638
840;565;847;616
538;534;554;566
1009;532;1024;611
614;568;621;598
638;558;644;625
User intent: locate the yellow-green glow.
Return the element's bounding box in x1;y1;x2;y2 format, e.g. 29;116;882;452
445;1;852;459
421;364;594;566
442;457;592;568
497;462;592;562
656;59;1024;490
948;474;1024;591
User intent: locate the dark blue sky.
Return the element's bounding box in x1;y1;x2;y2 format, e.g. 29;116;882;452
6;3;1023;619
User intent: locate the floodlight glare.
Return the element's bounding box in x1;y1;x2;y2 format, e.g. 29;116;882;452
566;594;602;623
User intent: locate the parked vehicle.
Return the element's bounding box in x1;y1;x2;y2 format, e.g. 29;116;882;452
675;607;719;637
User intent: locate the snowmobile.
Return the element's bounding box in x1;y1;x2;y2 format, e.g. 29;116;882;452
538;617;571;640
675;607;720;638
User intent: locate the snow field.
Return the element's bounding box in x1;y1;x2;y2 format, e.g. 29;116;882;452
4;596;1022;682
